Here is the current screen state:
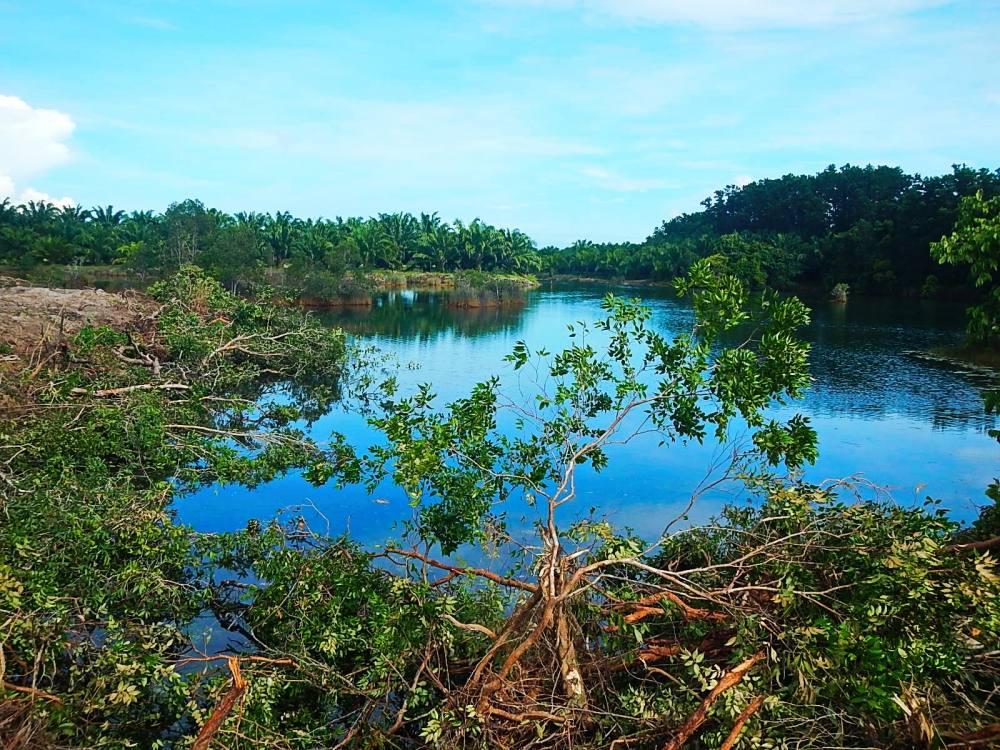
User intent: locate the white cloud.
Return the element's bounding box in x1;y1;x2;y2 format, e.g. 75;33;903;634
0;94;76;206
15;187;75;208
130;16;178;31
581;165;674;192
207;99;602;192
732;174;754;187
485;0;949;29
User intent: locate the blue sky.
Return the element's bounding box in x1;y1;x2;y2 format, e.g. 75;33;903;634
1;1;997;245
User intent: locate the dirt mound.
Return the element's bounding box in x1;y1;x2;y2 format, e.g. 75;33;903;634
0;283;154;358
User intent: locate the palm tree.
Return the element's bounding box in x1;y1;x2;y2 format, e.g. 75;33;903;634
508;229;541;272
92;204;125;227
352;221;392;269
416;223;456;270
25;200;58;225
265;211;297;266
377;212;418;268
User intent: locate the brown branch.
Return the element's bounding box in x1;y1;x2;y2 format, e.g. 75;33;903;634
486;705;567;724
385;548;538;593
720;694;766;750
467;589;542;688
192;657;247;750
441;613;498;640
387;647;434;736
661;652;765;750
174;655;295;668
943;536;1000;554
945;722;1000;748
2;682;64;704
606;591;728;631
637;643;684;663
70;383;190;397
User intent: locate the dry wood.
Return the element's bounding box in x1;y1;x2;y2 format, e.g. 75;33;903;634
1;682;63;705
441;613;498;640
661;652;765;750
486;705;567;724
70;383;190;397
386;547;538;593
191;657;246;750
719;694;766;750
945;722;1000;748
943;536;1000;554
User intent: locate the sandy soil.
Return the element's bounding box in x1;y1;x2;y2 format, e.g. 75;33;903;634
0;276;154;358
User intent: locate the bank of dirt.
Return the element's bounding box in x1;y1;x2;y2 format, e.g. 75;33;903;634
0;276;154;360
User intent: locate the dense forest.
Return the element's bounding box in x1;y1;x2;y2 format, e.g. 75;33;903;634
0;200;542;285
544;164;1000;294
2;164;998;299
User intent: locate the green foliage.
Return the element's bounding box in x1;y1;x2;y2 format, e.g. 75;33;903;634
5;164;997;302
365;256;814;554
931;190;1000;345
626;481;1000;746
541;164;1000;295
1;263;997;749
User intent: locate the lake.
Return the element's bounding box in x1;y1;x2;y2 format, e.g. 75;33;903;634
178;283;999;543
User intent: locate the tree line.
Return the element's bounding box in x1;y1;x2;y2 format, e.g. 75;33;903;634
1;163;998;297
544;164;1000;294
0;200;542;286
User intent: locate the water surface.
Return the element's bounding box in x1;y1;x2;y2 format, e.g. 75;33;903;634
179;284;999;541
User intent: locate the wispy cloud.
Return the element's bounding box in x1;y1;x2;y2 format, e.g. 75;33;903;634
484;0;951;29
129;16;178;31
581;166;674;192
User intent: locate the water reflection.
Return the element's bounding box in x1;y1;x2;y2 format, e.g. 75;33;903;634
178;284;999;538
317;290;528;342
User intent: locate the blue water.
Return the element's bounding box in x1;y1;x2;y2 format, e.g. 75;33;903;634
177;284;999;542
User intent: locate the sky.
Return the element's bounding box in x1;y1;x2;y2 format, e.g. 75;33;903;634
0;1;998;246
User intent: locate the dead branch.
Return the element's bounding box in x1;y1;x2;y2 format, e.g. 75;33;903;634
2;682;63;705
719;694;766;750
945;722;1000;748
943;536;1000;554
441;613;498;640
385;548;538;593
192;656;246;750
485;705;567;724
174;655;295;669
70;383;190;398
606;591;728;631
661;651;765;750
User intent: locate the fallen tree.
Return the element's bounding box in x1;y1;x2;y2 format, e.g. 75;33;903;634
1;261;997;748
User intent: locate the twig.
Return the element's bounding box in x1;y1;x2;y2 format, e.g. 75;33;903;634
384;548;537;593
2;682;64;705
943;536;1000;554
441;614;498;640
